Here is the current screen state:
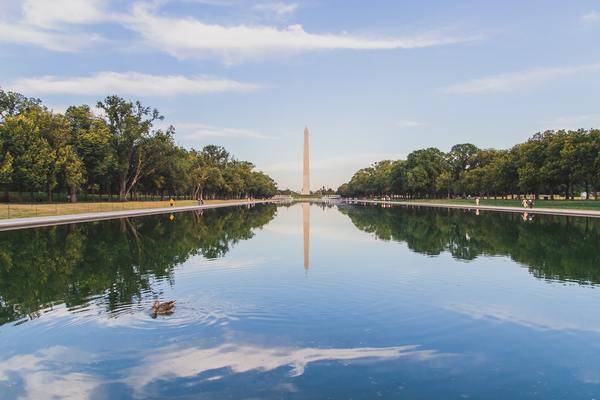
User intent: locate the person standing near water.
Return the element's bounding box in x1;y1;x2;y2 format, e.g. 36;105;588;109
475;196;480;207
169;198;174;207
522;198;528;208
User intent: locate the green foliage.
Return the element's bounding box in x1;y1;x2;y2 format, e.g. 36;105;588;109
65;105;114;193
339;130;600;199
0;152;13;184
0;90;277;201
0;89;41;120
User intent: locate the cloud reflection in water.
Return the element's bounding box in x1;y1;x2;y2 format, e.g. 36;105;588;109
127;343;445;394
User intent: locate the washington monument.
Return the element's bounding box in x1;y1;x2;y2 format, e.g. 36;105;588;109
302;126;310;195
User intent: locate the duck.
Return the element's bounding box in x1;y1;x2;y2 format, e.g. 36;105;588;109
151;300;176;316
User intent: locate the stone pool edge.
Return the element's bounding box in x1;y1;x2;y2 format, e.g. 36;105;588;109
0;200;279;231
354;199;600;218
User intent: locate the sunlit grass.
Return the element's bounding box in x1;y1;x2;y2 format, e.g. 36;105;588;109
0;199;253;219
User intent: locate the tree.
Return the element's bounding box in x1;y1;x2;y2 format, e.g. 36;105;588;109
0;152;13;187
339;130;597;201
447;143;478;195
96;96;162;200
516;133;549;198
0;89;41;120
65;105;114;194
405;148;448;197
435;170;453;198
57;146;85;202
188;146;228;200
0;108;56;198
247;171;277;197
0;91;280;202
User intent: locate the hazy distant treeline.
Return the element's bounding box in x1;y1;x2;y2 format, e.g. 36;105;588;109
338;130;600;199
0;89;277;202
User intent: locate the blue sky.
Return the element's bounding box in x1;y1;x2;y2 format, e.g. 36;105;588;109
1;0;599;190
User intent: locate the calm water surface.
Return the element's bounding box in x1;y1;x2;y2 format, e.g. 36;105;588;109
1;203;600;399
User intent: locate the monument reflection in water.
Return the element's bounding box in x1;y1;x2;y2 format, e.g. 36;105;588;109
303;202;310;270
0;203;600;399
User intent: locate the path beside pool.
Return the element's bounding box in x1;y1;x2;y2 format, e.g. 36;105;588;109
0;200;278;231
353;199;600;219
3;198;599;231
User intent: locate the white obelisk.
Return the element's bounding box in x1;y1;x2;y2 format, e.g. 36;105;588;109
302;126;310;195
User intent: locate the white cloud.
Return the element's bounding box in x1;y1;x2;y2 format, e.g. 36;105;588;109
443;62;600;94
0;0;108;51
175;122;274;141
124;3;472;59
0;22;101;51
8;71;260;96
582;10;600;23
22;0;109;28
395;120;426;129
252;2;299;17
1;0;473;58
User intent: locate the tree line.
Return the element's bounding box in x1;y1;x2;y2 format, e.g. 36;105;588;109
338;130;600;199
0;89;277;202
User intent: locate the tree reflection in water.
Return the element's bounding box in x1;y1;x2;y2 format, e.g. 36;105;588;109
339;204;600;285
0;204;276;325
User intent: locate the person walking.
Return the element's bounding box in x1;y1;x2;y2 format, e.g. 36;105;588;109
522;198;528;208
169;197;175;207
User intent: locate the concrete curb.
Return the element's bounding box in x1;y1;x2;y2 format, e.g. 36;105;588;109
0;200;277;231
353;200;600;219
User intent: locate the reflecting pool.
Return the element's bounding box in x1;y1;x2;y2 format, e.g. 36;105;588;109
1;203;600;399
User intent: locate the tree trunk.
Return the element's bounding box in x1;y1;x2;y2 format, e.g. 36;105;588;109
69;187;77;203
585;182;590;200
119;177;128;201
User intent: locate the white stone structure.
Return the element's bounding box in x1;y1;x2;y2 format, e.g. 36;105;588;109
302;126;310;195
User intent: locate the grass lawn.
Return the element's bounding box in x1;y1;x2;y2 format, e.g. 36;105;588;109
404;198;600;211
0;199;253;219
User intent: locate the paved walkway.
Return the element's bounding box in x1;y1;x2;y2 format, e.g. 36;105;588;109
0;200;276;231
355;199;600;218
